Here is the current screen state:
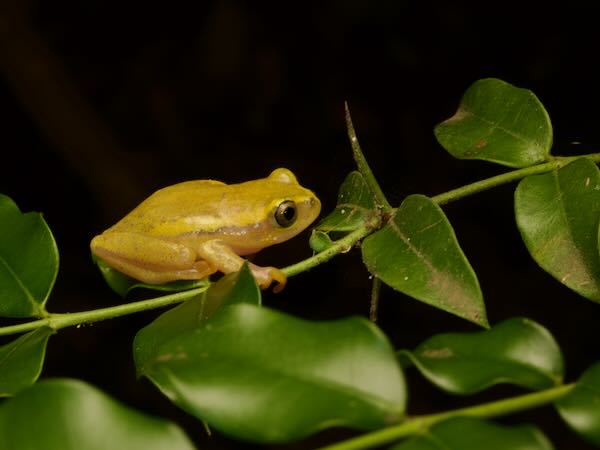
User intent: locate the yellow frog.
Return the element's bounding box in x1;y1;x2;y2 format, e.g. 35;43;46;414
91;168;321;292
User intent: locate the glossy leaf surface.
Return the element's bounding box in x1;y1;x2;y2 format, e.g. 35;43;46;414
134;264;260;371
435;78;552;167
391;417;553;450
136;303;406;443
400;318;563;394
515;158;600;301
556;362;600;446
0;378;195;450
0;194;58;317
0;327;52;396
362;194;486;326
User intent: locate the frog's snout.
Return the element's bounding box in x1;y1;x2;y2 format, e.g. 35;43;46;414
307;196;321;221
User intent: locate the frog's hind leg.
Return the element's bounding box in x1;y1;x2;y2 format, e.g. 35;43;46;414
195;239;286;291
91;232;214;284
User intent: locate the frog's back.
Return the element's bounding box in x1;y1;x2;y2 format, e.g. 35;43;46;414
108;179;231;234
104;170;317;238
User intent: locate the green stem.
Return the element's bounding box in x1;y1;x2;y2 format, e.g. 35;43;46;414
0;222;376;337
369;277;381;322
432;154;600;205
3;154;599;337
316;383;575;450
344;102;393;212
283;218;379;278
0;287;206;336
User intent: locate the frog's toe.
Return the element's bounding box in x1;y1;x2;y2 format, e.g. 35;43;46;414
250;265;287;292
269;268;287;293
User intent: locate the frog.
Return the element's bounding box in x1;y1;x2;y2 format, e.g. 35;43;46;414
90;168;321;292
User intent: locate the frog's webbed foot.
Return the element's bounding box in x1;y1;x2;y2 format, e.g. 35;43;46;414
249;264;287;293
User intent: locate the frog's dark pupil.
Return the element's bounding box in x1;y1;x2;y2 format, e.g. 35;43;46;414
283;206;295;220
275;200;297;227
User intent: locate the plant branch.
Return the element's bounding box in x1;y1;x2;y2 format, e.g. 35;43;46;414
282;219;379;278
0;221;377;337
0;287;207;336
344;102;393;212
316;383;575;450
432;154;600;205
369;277;381;322
3;154;599;338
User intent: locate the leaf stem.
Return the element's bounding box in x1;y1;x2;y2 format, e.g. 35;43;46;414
344;102;393;212
283;218;379;278
0;287;206;336
432;154;600;205
316;383;575;450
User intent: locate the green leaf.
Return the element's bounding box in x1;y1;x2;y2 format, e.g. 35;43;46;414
0;194;58;317
136;304;406;443
399;317;563;394
435;78;552;168
314;171;376;235
0;327;53;396
556;362;600;446
362;194;487;327
134;263;261;372
93;256;209;298
0;378;195;450
515;158;600;301
390;417;553;450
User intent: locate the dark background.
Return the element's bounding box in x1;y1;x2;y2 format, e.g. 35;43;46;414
1;1;599;448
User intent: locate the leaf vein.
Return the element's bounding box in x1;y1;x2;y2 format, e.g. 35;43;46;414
153;357;401;414
387;218;435;272
0;330;38;368
473;112;542;151
0;254;37;311
552;171;598;287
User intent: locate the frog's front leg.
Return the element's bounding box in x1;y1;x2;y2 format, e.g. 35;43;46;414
91;232;214;284
196;240;286;292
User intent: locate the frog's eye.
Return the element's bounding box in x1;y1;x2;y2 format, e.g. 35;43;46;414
274;200;297;227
